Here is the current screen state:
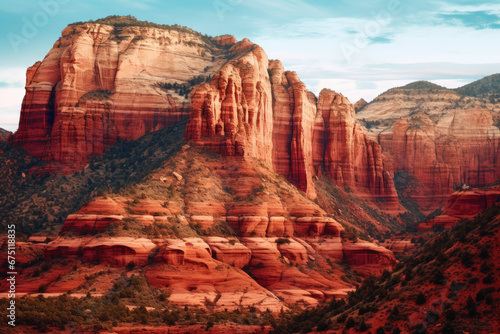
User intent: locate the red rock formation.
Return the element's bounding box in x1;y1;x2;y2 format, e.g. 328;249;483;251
10;20;398;209
268;61;318;198
420;186;500;229
358;87;500;211
205;237;252;268
354;98;367;112
387;112;500;210
10;23;225;172
147;237;282;311
314;89;398;209
341;241;396;276
40;149;396;309
212;34;238;47
82;237;156;266
185;39;274;165
187;56;398;208
45;237;156;266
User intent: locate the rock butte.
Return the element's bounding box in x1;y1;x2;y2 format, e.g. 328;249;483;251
10;22;399;210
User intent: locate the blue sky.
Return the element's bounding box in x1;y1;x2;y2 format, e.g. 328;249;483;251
1;0;499;131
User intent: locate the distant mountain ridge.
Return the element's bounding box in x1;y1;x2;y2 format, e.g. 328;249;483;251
356;73;500;212
0;128;11;142
385;74;500;99
454;73;500;98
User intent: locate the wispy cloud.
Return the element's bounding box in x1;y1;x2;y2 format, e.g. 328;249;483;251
437;11;500;29
241;0;325;18
369;35;393;44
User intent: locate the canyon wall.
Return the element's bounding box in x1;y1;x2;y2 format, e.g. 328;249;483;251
357;87;500;211
10;23;221;172
11;21;398;209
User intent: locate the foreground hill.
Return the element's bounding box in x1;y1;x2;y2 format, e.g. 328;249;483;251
356;78;500;212
0;125;398;309
274;203;500;333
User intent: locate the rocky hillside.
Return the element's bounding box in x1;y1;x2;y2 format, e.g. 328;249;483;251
274;203;500;333
454;74;500;99
9;16;398;211
0;144;398;313
0;128;11;142
356;79;500;212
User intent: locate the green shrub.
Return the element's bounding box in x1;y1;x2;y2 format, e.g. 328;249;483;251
416;292;427;305
276;238;291;245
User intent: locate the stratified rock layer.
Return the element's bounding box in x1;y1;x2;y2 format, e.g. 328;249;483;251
33;148;396;310
357;87;500;211
186;56;398;209
10;23;224;172
11;21;398;209
420;186;500;229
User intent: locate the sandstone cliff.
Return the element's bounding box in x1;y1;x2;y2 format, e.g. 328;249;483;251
420;185;500;229
357;84;500;211
10;22;227;172
185;54;398;208
10;18;398;209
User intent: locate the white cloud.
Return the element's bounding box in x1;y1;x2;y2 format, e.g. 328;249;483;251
0;67;26;86
0;86;24;132
438;2;500;14
251;17;500;103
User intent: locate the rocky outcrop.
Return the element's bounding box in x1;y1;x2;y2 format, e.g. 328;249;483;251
205;237;252;268
40;148;396;309
147;237;283;311
357;86;500;211
354;98;367;112
0;128;11;142
9;19;398;209
186;55;398;208
389;111;500;210
45;237;156;266
420;186;500;229
9;23;228;172
314;89;398;209
185;39;274;166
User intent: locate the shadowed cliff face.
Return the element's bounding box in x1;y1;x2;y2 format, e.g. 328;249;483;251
10;21;399;210
357;87;500;212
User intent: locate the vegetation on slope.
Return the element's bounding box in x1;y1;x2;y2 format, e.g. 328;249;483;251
454;73;500;98
272;204;500;333
0;276;276;332
315;177;402;240
401;81;449;91
0;127;11;141
70;15;215;46
0;120;188;236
